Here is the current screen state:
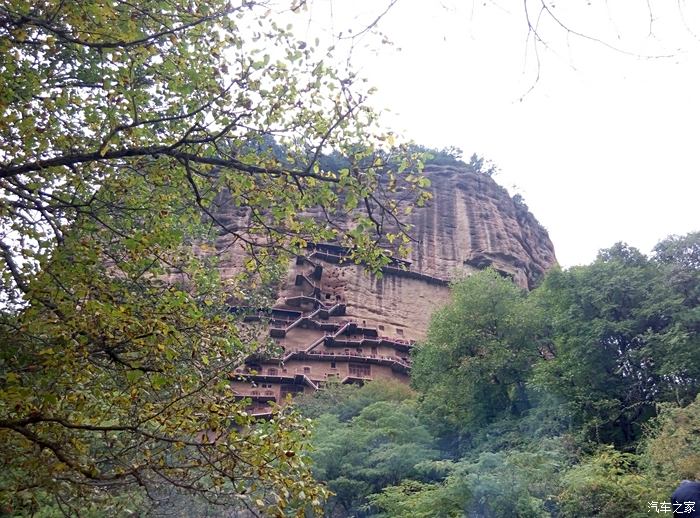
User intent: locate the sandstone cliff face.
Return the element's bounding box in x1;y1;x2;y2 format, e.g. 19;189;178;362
217;163;557;411
409;165;556;290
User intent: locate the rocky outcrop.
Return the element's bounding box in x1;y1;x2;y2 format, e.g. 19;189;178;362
218;163;556;412
408;165;555;290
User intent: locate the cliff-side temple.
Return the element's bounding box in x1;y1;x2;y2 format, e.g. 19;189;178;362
222;165;557;413
229;243;447;414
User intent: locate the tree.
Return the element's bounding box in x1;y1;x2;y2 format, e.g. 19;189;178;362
369;478;470;518
532;243;695;446
296;381;438;517
310;399;439;516
370;445;568;518
0;0;427;514
642;395;700;487
557;446;651;518
411;269;544;439
295;377;415;422
553;396;700;518
653;232;700;304
648;233;700;396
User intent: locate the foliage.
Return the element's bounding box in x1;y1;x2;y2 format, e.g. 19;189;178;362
532;243;697;445
294;234;700;518
312;401;436;511
557;446;652;517
457;449;564;518
0;0;430;514
371;444;568;518
650;232;700;381
0;171;327;515
0;0;428;299
296;378;415;421
369;478;470;518
466;153;497;176
555;396;700;517
653;231;700;271
512;193;529;211
411;268;544;439
643;395;700;486
4;0;696;514
381;144;467;168
301;383;439;516
459;392;573;458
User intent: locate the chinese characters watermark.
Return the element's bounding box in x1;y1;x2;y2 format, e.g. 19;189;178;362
648;501;696;513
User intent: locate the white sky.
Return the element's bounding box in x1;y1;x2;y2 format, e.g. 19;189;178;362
297;0;700;267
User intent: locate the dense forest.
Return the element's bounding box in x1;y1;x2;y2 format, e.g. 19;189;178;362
297;232;700;517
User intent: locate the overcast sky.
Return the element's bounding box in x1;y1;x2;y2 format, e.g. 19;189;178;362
299;0;699;267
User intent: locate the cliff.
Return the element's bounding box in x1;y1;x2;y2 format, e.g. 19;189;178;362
216;163;557;412
410;165;555;289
